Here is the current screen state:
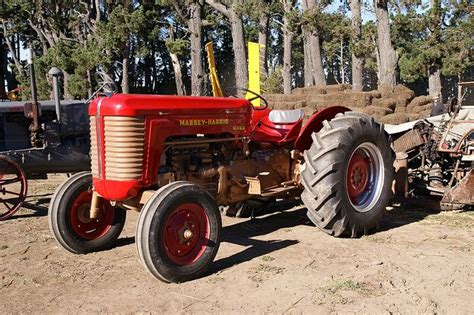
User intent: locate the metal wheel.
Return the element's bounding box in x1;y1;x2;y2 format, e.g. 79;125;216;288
136;181;221;283
69;190;116;240
49;172;126;254
0;156;28;220
346;142;385;213
162;203;210;266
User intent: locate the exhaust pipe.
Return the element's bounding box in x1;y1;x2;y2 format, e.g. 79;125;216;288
48;67;62;123
27;48;41;147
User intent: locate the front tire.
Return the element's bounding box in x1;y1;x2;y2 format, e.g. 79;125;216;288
301;112;394;237
48;172;126;254
136;182;221;283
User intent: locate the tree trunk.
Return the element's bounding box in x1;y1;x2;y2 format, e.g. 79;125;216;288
340;37;345;84
189;3;204;96
63;71;73;100
303;33;313;86
428;0;442;99
0;35;6;95
86;70;93;98
374;0;397;88
258;12;269;75
230;11;248;94
282;1;293;94
1;21;24;77
302;0;325;86
350;0;363;91
170;53;186;95
121;41;130;94
310;33;325;85
428;64;442;98
301;0;313;87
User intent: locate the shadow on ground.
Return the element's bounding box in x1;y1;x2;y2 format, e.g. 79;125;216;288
211;201;310;274
379;199;442;232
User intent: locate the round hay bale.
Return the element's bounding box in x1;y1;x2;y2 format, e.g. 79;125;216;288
379;113;409;124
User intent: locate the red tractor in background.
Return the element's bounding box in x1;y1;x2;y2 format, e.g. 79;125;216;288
48;90;394;283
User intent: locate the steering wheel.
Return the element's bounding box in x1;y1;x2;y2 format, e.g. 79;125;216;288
226;87;268;110
86;71;118;103
94;71;118;95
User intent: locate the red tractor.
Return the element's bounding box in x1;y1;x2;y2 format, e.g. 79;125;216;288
49;92;394;283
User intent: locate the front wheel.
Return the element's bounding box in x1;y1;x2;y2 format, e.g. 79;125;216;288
301;112;394;237
136;181;221;283
48;172;126;254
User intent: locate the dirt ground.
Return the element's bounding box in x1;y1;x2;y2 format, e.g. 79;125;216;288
1;175;473;313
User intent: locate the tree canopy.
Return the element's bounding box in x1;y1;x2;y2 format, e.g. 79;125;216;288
0;0;472;100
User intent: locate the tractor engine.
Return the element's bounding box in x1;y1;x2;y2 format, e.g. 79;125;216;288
157;136;297;205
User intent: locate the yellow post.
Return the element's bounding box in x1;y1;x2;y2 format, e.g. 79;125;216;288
245;42;264;107
205;42;223;97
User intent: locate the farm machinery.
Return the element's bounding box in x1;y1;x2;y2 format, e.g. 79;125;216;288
49;87;395;282
388;82;474;209
0;66;91;220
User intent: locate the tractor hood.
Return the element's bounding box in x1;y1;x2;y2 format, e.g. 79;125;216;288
88;94;251;117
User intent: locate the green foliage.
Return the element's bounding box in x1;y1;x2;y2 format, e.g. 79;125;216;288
165;39;189;55
262;66;283;94
2;0;472;100
441;7;473;77
97;5;147;55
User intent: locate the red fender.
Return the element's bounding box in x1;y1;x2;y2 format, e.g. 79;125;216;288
294;106;351;151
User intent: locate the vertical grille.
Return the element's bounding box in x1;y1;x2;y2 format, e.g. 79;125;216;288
89;116;99;177
104;116;145;181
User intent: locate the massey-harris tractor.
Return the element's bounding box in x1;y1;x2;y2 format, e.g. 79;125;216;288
49;92;394;283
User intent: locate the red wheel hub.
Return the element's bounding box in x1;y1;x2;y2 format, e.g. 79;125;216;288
347;152;370;203
70;190;115;240
162;203;210;266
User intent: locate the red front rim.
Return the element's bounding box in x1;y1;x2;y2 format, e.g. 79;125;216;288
69;190;115;240
347;152;370;203
162;203;210;266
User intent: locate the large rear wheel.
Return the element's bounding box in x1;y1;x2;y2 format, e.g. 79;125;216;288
301;112;394;237
48;172;126;253
136;181;221;283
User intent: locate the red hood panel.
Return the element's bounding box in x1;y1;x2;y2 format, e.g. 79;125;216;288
89;94;251;116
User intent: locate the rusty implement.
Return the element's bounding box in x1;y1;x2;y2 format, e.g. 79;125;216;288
441;170;474;206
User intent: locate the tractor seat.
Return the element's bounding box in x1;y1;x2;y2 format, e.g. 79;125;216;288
268;109;305;124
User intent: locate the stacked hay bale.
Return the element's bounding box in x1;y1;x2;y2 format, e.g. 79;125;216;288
265;83;433;124
405;96;433;121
